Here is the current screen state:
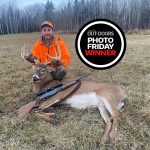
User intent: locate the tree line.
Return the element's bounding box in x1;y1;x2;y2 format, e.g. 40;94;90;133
0;0;150;35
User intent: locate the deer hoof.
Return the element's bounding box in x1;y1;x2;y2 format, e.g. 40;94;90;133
109;131;116;141
99;136;108;145
36;112;56;123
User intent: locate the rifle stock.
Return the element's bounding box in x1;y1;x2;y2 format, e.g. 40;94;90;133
17;101;36;117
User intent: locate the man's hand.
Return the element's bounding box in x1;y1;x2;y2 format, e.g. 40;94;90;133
51;66;66;80
51;59;62;66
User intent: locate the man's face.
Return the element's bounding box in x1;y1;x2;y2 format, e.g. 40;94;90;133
41;26;53;40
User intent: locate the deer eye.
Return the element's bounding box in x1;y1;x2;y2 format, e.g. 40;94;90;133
41;69;46;73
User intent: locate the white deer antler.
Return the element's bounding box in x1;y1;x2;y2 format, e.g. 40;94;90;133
46;44;61;60
45;44;61;65
21;44;39;64
21;44;30;59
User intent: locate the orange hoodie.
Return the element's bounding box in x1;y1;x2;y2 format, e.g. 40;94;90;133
32;36;70;67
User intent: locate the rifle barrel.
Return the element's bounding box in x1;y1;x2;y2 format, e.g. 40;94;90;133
62;73;92;90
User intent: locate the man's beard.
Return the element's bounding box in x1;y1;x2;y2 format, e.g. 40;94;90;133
44;34;51;40
41;34;54;45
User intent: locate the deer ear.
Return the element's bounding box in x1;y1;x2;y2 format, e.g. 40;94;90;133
47;67;56;73
51;68;56;72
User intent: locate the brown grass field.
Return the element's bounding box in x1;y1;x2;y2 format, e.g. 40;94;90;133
0;32;150;150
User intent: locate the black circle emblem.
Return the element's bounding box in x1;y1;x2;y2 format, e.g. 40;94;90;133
75;19;126;69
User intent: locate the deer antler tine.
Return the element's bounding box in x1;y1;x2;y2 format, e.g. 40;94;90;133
44;53;54;65
46;53;55;59
21;46;28;59
21;48;24;58
54;47;57;58
34;58;39;64
21;43;40;64
45;61;52;66
46;57;48;63
44;56;52;66
27;48;29;55
56;44;61;59
36;55;40;64
44;56;50;65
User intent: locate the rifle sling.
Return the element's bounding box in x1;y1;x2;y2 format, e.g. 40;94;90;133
61;80;81;102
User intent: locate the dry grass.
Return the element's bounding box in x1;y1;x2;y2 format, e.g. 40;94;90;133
127;29;150;35
0;32;149;150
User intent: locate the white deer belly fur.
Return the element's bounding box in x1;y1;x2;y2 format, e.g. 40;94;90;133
64;92;124;112
64;92;99;109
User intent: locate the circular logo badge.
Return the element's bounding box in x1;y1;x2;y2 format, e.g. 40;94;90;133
75;19;126;69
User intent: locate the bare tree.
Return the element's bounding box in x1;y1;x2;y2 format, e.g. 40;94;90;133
0;0;150;35
139;0;150;29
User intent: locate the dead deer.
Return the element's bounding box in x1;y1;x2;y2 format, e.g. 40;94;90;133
20;46;127;144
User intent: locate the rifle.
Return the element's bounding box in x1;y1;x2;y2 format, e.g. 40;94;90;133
17;73;92;117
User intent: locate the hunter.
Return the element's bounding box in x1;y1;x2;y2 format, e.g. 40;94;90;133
22;21;70;80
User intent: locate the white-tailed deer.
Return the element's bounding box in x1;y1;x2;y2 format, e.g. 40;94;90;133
19;47;127;144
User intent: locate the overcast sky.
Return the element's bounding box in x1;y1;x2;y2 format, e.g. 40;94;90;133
0;0;69;8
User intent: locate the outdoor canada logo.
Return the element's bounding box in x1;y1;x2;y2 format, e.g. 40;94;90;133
75;19;126;69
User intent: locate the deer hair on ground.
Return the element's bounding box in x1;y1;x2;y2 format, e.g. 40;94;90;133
21;45;127;144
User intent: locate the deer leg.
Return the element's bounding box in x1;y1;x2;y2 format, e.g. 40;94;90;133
36;112;56;124
98;105;113;144
108;113;119;141
102;99;121;142
108;100;125;140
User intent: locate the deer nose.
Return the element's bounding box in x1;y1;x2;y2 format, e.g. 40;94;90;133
32;75;39;81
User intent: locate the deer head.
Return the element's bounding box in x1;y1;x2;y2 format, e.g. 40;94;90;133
21;44;62;93
32;63;55;83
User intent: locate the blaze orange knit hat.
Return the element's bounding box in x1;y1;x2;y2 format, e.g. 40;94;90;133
41;21;54;30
